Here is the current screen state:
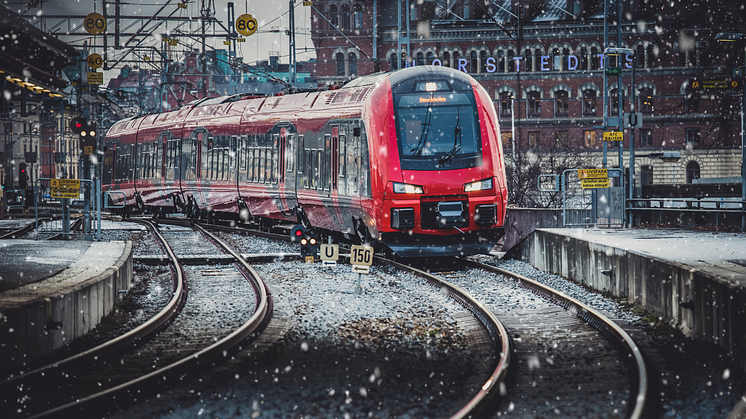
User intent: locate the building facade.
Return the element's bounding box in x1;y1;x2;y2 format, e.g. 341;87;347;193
310;0;744;195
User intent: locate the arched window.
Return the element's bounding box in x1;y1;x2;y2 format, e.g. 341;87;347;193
583;89;597;114
524;49;533;72
591;47;599;70
610;88;620;114
336;52;345;76
498;50;505;72
390;52;398;70
552;48;560;70
416;52;424;66
348;53;357;76
470;51;478;72
562;47;570;70
452;51;460;68
507;50;515;72
527;91;541;115
580;47;588;70
353;4;363;29
636;45;645;68
647;45;656;68
686;161;700;184
534;48;542;69
639;88;654;113
329;5;338;28
500;92;513;116
480;51;488;73
555;90;569;115
426;51;434;65
443;51;451;67
341;4;350;30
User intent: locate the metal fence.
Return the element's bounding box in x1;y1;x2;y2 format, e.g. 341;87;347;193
33;178;103;240
562;168;624;227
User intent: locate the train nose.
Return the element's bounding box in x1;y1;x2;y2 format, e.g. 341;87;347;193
436;201;465;226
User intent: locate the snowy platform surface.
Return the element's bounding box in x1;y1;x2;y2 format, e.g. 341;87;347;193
542;227;746;286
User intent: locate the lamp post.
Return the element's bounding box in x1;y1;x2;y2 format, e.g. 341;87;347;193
715;32;746;230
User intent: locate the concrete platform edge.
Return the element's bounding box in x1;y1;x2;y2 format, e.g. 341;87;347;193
506;229;746;362
0;241;133;370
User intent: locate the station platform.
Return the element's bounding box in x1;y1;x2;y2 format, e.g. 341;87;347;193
506;227;746;361
0;219;133;370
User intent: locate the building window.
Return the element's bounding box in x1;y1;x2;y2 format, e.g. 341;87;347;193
480;50;488;73
580;47;588;70
470;51;478;73
443;51;451;67
497;50;505;73
341;4;350;30
389;52;398;70
507;50;515;72
686;161;700;183
336;52;345;76
640;129;653;147
527;91;541;116
329;5;338;28
528;131;539;148
501;132;512;148
686;127;700;145
417;52;425;66
500;92;513;116
353;4;363;29
583;90;597;115
452;51;460;68
685;92;700;113
639;88;654;113
555;90;569;115
555;130;568;147
591;47;599;70
636;45;645;68
584;130;596;147
534;48;542;69
426;51;434;65
552;48;561;70
348;53;357;76
525;49;533;72
647;45;656;67
610;89;620;115
641;165;653;185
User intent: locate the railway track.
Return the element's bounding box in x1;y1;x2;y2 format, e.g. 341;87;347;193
197;222;650;419
0;220;271;418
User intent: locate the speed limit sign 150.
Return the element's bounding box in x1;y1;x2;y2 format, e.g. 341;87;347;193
84;12;106;35
236;14;257;37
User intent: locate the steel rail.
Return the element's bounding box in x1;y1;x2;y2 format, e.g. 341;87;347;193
0;220;187;397
25;221;271;418
377;257;512;419
0;218;49;239
459;258;649;419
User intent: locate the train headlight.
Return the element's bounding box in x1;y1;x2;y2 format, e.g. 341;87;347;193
464;178;494;192
392;182;424;194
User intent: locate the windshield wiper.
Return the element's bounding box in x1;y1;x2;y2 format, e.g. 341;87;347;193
410;95;434;157
439;109;462;167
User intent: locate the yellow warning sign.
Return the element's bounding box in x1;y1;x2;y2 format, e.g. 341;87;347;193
51;189;79;199
581;178;610;189
87;72;103;85
578;169;608;179
603;131;623;142
50;179;80;189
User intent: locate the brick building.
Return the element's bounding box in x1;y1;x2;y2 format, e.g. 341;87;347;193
309;0;744;190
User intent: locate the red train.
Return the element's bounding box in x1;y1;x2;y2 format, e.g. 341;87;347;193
103;66;507;257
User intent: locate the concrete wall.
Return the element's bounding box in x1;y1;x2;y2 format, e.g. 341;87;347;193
507;230;746;358
502;207;562;251
0;242;133;369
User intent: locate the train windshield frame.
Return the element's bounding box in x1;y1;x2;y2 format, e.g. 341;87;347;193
393;80;482;170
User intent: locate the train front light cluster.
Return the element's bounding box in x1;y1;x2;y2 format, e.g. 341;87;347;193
464;178;494;192
392;182;424;194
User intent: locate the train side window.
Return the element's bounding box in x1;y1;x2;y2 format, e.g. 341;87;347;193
240;136;248;170
272;148;279;183
222;145;228;180
286;134;294;172
298;135;304;174
258;149;266;183
339;135;346;178
304;149;311;188
324;135;331;191
253;149;259;182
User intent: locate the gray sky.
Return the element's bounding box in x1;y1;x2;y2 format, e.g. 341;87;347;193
12;0;316;82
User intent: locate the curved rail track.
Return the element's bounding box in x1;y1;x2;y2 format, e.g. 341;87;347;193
0;220;271;418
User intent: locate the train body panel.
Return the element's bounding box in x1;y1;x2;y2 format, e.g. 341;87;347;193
103;66;507;257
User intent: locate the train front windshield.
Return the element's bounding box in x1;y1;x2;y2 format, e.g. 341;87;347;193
394;80;482;170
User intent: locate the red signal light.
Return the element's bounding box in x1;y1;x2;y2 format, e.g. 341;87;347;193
295;230;302;236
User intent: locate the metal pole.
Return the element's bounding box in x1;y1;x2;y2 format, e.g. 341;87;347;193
602;0;609;168
617;0;623;175
742;55;746;230
629;55;636;228
397;0;401;69
289;0;296;87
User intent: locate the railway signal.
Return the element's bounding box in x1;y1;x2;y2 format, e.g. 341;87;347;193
77;121;97;154
300;232;318;261
18;163;28;189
